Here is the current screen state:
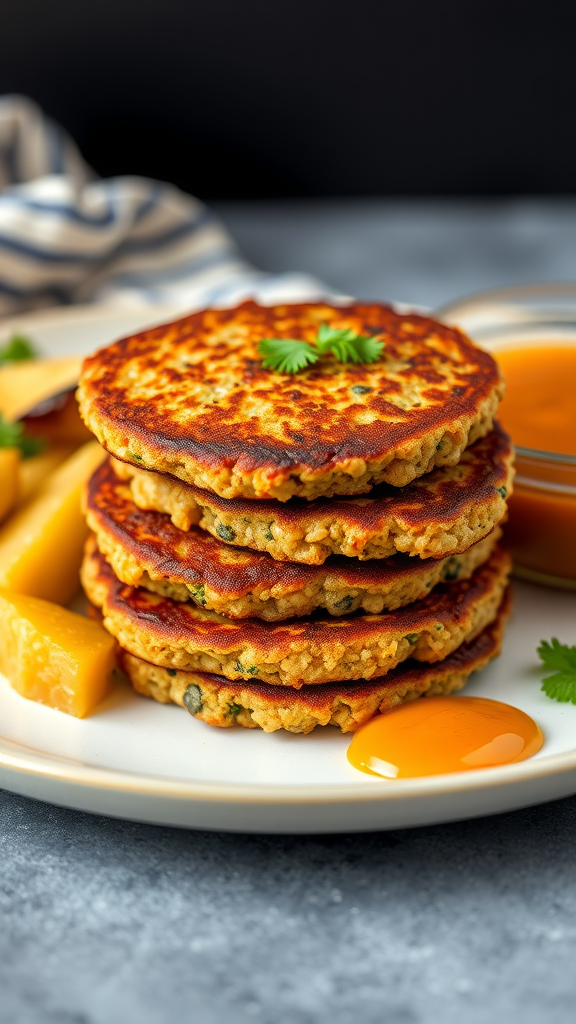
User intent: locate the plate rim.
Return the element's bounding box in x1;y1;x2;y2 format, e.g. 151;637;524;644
2;301;576;827
3;732;576;807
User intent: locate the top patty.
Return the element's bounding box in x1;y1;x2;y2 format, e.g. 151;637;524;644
113;423;513;564
78;300;504;501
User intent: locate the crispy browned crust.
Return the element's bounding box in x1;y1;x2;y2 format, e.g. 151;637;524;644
114;424;514;564
81;536;511;687
86;458;501;620
117;589;511;733
78;301;504;500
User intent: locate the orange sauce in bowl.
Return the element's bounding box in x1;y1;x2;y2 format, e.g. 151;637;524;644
347;696;543;779
496;346;576;454
494;344;576;585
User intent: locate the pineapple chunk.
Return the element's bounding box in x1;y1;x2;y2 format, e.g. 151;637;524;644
0;589;115;717
0;356;82;423
0;441;106;604
0;447;20;522
18;444;77;506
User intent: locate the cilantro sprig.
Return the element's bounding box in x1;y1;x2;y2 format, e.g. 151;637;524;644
0;334;37;365
0;414;44;459
0;334;43;457
259;323;384;375
259;338;316;375
537;638;576;703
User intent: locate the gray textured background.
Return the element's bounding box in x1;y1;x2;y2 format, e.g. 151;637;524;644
2;199;576;1024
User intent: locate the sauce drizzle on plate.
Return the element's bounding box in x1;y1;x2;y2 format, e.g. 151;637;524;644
347;696;543;779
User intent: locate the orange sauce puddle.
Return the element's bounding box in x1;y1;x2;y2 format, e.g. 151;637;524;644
494;345;576;582
496;345;576;455
347;696;543;779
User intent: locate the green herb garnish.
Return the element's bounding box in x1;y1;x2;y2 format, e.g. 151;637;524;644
183;683;203;715
259;337;318;374
443;558;462;582
404;633;419;645
538;638;576;703
259;323;384;375
0;334;37;364
0;414;44;459
187;583;207;606
217;523;237;542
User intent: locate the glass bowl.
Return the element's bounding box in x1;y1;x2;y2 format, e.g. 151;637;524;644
436;283;576;591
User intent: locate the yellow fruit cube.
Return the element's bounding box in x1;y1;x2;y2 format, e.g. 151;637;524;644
0;589;116;717
0;447;20;523
17;444;77;506
0;356;82;423
0;440;106;604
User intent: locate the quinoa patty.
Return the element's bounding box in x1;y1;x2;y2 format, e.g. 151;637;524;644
86;458;501;620
81;536;510;688
78;300;504;501
117;590;510;734
113;424;513;564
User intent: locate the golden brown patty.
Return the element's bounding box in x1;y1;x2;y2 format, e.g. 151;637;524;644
87;459;501;621
113;424;513;564
78;300;504;501
81;536;510;688
117;590;510;733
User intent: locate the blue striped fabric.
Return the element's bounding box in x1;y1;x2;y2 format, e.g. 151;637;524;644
0;96;328;316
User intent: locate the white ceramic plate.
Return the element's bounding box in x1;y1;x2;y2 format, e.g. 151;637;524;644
1;304;575;834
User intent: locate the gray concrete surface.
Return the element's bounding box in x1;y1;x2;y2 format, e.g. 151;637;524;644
3;199;576;1024
3;791;576;1024
215;197;576;310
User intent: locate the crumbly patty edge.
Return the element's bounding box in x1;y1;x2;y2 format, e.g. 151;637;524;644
89;500;501;620
117;588;510;734
83;388;502;501
112;434;513;565
81;538;511;688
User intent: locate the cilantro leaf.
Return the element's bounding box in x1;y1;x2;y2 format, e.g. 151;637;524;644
0;414;45;459
19;433;46;459
316;323;384;364
259;338;319;374
258;323;384;375
0;416;24;449
350;334;385;363
537;638;576;704
315;324;357;353
0;334;38;364
316;325;361;362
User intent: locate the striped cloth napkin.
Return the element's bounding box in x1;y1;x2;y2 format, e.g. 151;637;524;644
0;95;328;317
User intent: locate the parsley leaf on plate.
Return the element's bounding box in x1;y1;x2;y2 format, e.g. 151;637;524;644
258;323;384;375
537;638;576;703
0;414;44;459
0;334;37;364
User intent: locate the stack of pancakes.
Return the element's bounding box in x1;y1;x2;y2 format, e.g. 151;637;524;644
78;301;513;734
